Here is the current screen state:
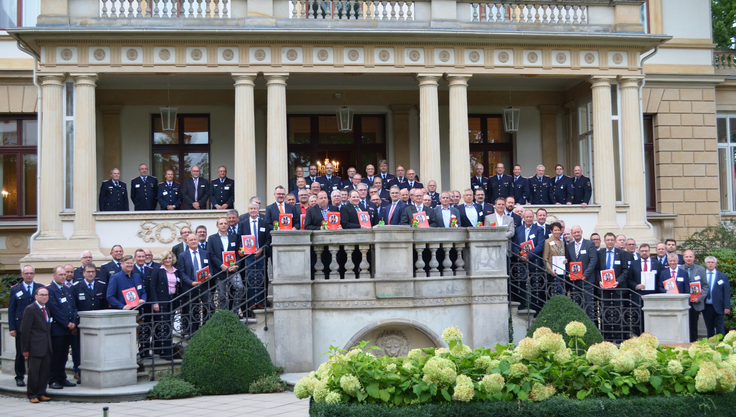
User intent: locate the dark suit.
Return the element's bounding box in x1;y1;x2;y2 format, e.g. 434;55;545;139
404;180;423;190
71;265;102;282
171;241;188;259
455;203;484;228
552;175;574;204
597;248;630;341
434;205;460;228
182;177;210;210
703;269;731;338
71;279;108;372
512;175;531;205
626;257;662;335
176;247;210;335
99;260;122;284
304;204;330;230
362;176;377;188
512;223;546;310
378;201;406;225
207;232;241;311
388;177;408;190
426;192;440;208
487;174;513;202
158;181;182;210
264;202;301;230
528;175;555;205
8;281;40;382
565;238;598;312
478;202;494;220
400;204;437;227
151;267;182;357
506;212;522;228
340;204;364;229
210;177;235;208
470;176;488;194
106;270;148;309
20;302;52;400
130;175;158;211
378;173;395;190
358;200;378;225
46;282;78;385
317;175;343;193
572;175;592;204
239;216;271;307
98;180;129;211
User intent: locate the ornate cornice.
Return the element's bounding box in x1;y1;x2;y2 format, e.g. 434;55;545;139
274;295;508;310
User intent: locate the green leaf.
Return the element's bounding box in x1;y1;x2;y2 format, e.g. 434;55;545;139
650;376;662;389
635;383;649;394
429;384;438;396
577;390;588;400
517;390;528;400
441;388;452;402
675;383;684;393
356;389;366;402
366;382;380;399
378;389;390;402
621;385;629;395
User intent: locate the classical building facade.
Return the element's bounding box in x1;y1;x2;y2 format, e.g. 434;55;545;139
0;0;727;274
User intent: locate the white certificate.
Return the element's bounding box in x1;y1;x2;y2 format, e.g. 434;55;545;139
642;271;657;291
552;256;566;275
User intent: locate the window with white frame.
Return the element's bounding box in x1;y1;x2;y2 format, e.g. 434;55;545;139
611;83;623;203
578;100;593;203
0;0;40;28
63;79;74;210
717;115;736;212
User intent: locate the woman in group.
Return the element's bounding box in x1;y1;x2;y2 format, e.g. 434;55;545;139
542;222;566;297
151;250;182;358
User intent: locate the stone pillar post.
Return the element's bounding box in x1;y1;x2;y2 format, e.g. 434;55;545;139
641;294;690;344
390;104;414;170
373;226;416;298
265;73;289;205
233;73;258;210
417;74;442;189
447;74;471;193
619;76;653;236
78;310;139;388
539;105;560;170
36;74;66;243
100;105;123;176
0;309;14;375
70;74;101;247
589;77;619;232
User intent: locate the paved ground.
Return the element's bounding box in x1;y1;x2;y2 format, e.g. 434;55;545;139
0;391;309;417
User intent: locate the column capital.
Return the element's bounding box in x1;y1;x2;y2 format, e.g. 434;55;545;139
231;72;258;85
446;74;472;86
264;73;289;85
588;76;615;88
617;75;645;89
415;73;442;85
39;74;66;86
70;73;98;86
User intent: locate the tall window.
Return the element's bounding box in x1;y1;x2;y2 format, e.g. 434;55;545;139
578;100;593;201
0;116;37;218
717;115;736;212
0;0;40;28
467;115;513;176
63;80;74;209
610;84;623;202
152;114;210;183
643;115;656;211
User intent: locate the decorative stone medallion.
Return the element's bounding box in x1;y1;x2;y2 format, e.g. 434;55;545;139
468;51;480;63
60;48;73;61
584;53;595;64
612;53;623;65
555;52;567;64
190;48;203;61
347;49;360;62
286;49;298;61
498;51;509;63
222;49;234;61
254;49;266;61
527;52;538;64
93;48;106;61
159;49;171;61
126;48;139;61
408;50;420;62
317;49;329;61
438;50;450;62
378;50;390;62
374;330;410;357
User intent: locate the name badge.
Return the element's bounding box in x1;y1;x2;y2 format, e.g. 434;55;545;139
16;291;23;298
614;260;621;265
108;186;113;189
137;284;142;290
163;191;168;196
550;241;556;246
230;242;235;247
200;184;206;188
581;250;587;254
719;279;724;285
305;184;310;189
224;186;230;190
60;297;67;303
135;184;141;188
260;227;265;232
530;234;535;239
474;185;479;189
203;259;209;264
78;293;86;301
677;277;684;282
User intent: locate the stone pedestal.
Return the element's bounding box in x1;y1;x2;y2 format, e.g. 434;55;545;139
78;310;139;389
373;226;415;298
642;294;690;344
0;309;15;375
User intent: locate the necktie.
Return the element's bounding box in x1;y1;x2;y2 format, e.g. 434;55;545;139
192;251;199;270
89;283;94;292
672;270;676;280
575;242;580;258
194;178;198;200
229;226;235;234
279;203;285;214
574;177;578;184
607;250;613;270
65;281;71;288
26;284;31;294
199;243;205;251
643;259;648;272
388;203;396;223
252;220;259;248
114;181;118;187
708;272;714;302
355;205;361;212
525;227;530;241
41;306;48;322
115;261;120;270
321;209;328;221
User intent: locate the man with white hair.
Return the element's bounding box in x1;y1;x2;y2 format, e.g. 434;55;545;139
72;251;101;282
528;164;554;205
703;256;732;338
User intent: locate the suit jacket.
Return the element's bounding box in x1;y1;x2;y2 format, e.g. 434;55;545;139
361;176;377;187
680;263;709;311
379;201;407;226
133;264;157;302
239;216;272;257
46;282;78;337
340;204;364;229
404;180;423;190
72;280;109;311
706;270;732;314
434;205;460;228
528;175;555;205
176;247;211;288
627;257;664;295
487;174;514;202
99;260;122;284
483;211;515;239
151;267;182;303
172;241;188;259
106;270;148;309
358;200;378;225
130;176;158;211
98;179;129;211
513;223;546;262
182;177;210;210
207;232;240;273
536;223;551;240
470;176;488;194
426;192;440;208
264;202;301;230
572;175;592;204
20;303;52;358
210;177;235;208
304;204;333;230
506;212;522;228
456;203;485;228
512;175;531;205
400;204;437;227
317;175;343;192
596;248;630;287
542;237;566;275
552;175;574;204
72;265;103;282
378;173;395;190
657;267;690;296
478;202;495;220
388;177;408;190
158;181;182;210
8;281;40;332
565;239;598;281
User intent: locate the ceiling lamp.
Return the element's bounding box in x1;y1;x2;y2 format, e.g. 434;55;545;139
336;106;354;133
503;107;520;133
159;84;178;132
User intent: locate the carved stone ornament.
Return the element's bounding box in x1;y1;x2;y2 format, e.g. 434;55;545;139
498;51;509;63
60;48;73;61
286;49;298;61
612;53;624;65
222;49;234;61
6;234;28;250
527;52;538;64
584;53;595;64
468;51;480;63
93;49;106;61
159;49;171;61
126;49;139;61
378;50;390;62
137;220;192;244
254;49;267;61
374;330;410;357
438;50;451;62
317;49;329;61
347;49;360;62
408;50;420;62
555;52;567;64
191;49;203;61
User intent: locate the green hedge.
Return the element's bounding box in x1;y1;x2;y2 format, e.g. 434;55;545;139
310;392;736;417
527;295;603;352
147;375;199;400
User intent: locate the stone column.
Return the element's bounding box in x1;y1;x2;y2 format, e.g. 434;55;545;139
233;73;258;210
36;74;66;242
265;73;289;205
100;105;123;177
447;74;471;193
539;105;560;170
390;104;414;170
417;74;442;189
619;76;653;236
70;74;101;247
589;77;619;232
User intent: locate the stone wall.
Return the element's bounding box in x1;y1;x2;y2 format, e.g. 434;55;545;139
644;85;720;240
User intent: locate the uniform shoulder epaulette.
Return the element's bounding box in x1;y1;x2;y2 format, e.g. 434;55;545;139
72;281;80;286
98;281;107;285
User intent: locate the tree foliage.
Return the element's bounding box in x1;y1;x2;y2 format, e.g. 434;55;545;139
713;0;736;49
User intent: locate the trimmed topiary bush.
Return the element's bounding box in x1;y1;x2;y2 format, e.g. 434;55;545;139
147;375;199;399
248;373;288;393
180;310;275;395
527;295;603;352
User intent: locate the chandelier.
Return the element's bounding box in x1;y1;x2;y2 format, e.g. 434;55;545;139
316;158;340;176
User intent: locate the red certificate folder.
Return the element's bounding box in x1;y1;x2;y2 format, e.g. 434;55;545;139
663;277;679;294
690;282;702;302
241;235;256;254
278;213;293;230
300;214;306;230
600;269;617;289
196;266;210;282
412;212;429;228
222;251;236;267
519;240;534;257
358;212;372;229
570;262;583;280
326;212;341;230
122;287;139;308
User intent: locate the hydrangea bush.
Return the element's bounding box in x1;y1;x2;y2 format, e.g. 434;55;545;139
295;324;736;405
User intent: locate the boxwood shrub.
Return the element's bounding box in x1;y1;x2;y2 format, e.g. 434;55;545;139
527;295;603;351
147;375;199;400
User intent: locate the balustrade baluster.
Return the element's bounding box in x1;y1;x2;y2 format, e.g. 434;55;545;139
428;243;440;277
328;245;341;279
122;0;130;17
214;0;220;17
580;6;587;24
406;1;412;20
572;5;580;24
358;245;370;278
382;1;388;20
136;0;142;17
454;242;465;274
356;0;364;20
188;0;194;18
101;0;108;17
222;0;228;16
292;0;299;18
541;5;548;23
398;1;405;20
206;0;211;17
390;1;396;20
495;4;502;22
153;0;159;17
414;244;426;277
471;3;478;22
441;244;453;276
344;246;357;279
315;0;324;19
314;246;326;279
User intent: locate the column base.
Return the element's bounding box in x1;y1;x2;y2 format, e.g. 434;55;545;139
621;222;658;245
22;237;105;271
594;221;621;234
